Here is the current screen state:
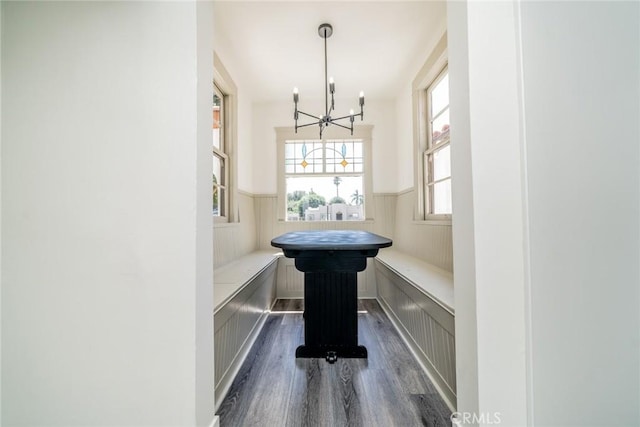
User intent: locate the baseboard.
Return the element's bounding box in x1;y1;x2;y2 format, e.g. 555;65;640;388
376;296;457;411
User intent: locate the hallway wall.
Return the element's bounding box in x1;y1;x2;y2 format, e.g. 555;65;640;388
449;1;640;425
519;2;639;424
1;2;215;425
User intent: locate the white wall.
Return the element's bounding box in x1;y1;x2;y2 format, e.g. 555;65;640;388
213;14;254;193
251;98;397;194
195;2;216;425
449;2;528;425
449;1;640;425
519;2;639;425
394;22;448;193
2;3;214;426
395;87;414;191
0;2;3;420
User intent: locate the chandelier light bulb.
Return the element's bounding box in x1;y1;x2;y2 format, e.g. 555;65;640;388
349;109;354;116
293;87;299;103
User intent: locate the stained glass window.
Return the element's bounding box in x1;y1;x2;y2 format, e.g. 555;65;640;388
284;139;364;175
284;138;365;221
285;140;323;174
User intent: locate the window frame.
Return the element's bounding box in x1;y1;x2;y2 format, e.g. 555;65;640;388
424;66;451;217
213;53;237;223
412;31;450;223
276;125;374;222
213;83;229;220
284;139;365;221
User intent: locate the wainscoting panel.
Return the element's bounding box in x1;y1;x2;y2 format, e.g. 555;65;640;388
393;189;454;272
214;262;277;408
213;191;257;269
375;260;457;408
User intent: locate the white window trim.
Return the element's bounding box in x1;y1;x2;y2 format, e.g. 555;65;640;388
412;31;450;223
424;66;451;217
213;52;238;223
276;125;374;222
213;83;229;220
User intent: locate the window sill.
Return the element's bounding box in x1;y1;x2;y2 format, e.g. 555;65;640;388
214;218;235;227
277;219;375;224
413;216;452;226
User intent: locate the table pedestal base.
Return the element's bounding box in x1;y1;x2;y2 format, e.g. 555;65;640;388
297;270;367;362
295;345;368;362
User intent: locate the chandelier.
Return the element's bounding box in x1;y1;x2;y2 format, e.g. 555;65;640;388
293;23;364;138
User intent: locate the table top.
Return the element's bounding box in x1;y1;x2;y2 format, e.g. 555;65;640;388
271;230;392;251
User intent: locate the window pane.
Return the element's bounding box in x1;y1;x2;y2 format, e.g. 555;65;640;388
213;91;222;150
433;145;451;181
433;179;452;214
212;184;219;215
213;186;226;216
431;72;449;117
213;154;225;186
285;141;323;174
286;176;363;221
425;152;433;184
325;140;363;173
431;108;450;144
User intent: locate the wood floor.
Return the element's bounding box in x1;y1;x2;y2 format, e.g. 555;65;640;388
216;299;453;427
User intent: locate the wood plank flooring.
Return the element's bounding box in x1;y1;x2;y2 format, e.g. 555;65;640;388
216;299;452;427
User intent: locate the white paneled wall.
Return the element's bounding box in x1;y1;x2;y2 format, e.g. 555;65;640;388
214;262;277;408
376;260;456;408
214;192;258;269
393;190;453;272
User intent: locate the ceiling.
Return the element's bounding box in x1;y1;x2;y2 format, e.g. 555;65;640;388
213;1;447;103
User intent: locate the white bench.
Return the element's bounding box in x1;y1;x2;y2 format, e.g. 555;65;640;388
213;250;281;409
374;249;456;409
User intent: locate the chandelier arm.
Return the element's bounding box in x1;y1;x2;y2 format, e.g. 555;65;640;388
331;113;359;122
295;121;321;129
297;110;321;120
328;121;352;131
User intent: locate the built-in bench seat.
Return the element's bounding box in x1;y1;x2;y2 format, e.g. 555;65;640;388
214;250;282;311
375;249;454;314
374;249;456;409
213;250;281;409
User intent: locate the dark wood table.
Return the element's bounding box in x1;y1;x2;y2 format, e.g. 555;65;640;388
271;230;392;363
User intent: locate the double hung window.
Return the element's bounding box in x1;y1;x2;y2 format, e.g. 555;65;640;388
212;84;228;218
284;139;365;221
424;68;451;215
